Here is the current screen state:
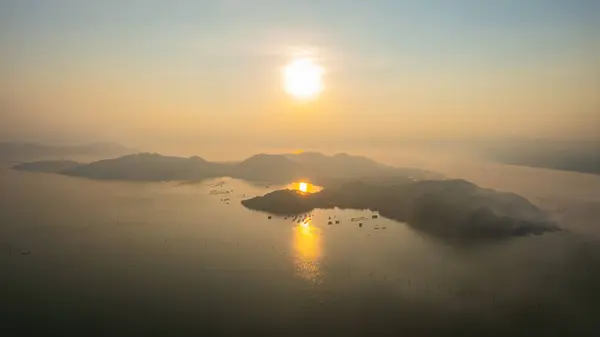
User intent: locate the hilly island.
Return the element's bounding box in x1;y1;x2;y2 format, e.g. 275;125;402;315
13;152;559;239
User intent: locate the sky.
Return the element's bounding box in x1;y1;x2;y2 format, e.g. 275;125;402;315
1;0;598;154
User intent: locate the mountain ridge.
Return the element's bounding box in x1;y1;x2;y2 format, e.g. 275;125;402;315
13;151;442;185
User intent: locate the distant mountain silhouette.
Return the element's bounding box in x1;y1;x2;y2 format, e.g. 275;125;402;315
13;160;83;173
456;139;600;175
484;146;599;175
0;141;136;163
13;152;441;184
287;151;440;182
242;179;559;239
62;153;228;181
14;152;559;238
232;154;309;183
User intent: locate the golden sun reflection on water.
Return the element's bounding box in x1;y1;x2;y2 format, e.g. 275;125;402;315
292;219;322;284
299;182;308;193
288;181;322;194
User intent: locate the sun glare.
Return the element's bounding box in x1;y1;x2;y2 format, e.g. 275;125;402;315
283;58;324;100
293;218;322;283
299;182;308;193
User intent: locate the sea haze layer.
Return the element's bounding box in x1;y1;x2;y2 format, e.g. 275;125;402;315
2;152;599;336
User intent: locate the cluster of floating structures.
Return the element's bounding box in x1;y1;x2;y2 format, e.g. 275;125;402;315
210;189;234;195
289;214;312;224
267;211;383;229
207;181;237;205
266;213;314;224
327;215;341;225
350;214;379;222
210;181;226;188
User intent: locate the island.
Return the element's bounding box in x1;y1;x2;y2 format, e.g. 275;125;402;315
242;179;560;239
13;151;560;238
12;151;441;185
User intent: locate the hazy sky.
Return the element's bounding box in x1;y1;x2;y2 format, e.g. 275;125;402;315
1;0;598;153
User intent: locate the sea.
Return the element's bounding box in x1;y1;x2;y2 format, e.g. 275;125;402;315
1;163;599;337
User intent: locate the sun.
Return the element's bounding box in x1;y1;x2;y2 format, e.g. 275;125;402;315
283;58;324;100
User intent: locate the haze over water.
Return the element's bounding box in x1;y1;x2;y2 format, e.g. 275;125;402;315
2;164;599;336
1;1;599;336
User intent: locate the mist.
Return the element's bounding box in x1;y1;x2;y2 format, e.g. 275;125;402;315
2;1;599;156
2;1;600;336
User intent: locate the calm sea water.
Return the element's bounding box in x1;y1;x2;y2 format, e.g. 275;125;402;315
1;168;599;336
